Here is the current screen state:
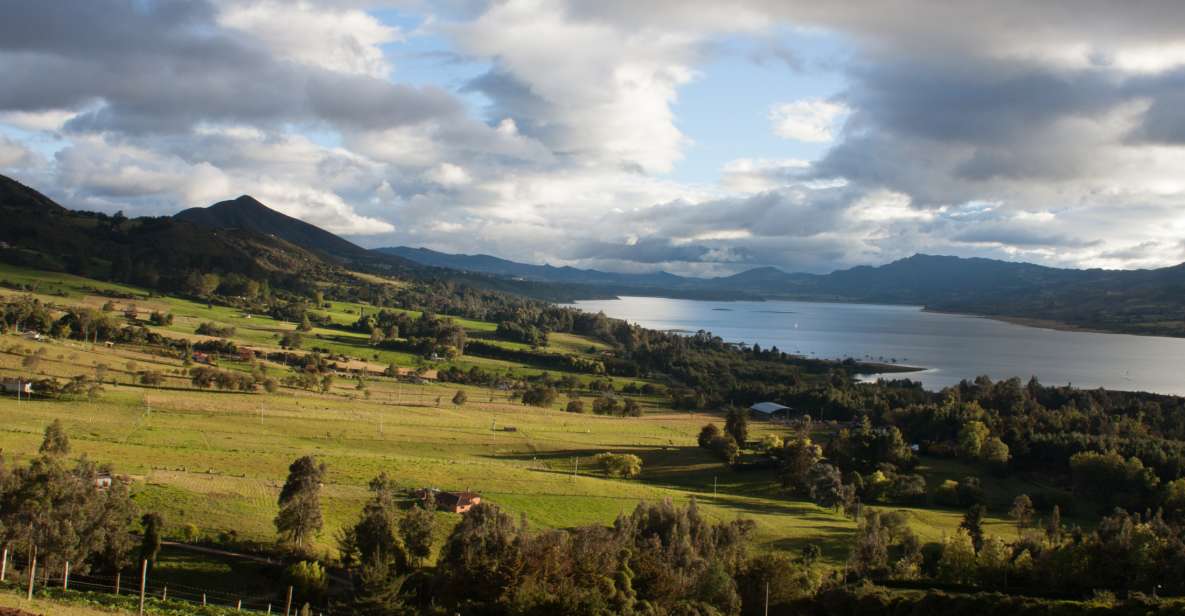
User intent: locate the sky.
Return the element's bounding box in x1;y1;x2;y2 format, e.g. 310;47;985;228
3;1;1185;276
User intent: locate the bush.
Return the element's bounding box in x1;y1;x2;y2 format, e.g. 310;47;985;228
521;384;558;407
565;399;585;413
196;322;235;337
287;560;328;603
452;390;468;406
594;453;642;478
148;311;174;326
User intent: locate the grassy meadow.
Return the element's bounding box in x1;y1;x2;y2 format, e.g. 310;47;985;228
0;262;1032;583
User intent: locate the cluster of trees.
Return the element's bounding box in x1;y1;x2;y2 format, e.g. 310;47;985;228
195;321;236;337
494;320;548;347
190;365;274;392
0;421;137;581
848;502;1185;599
353;309;467;358
338;497;805;616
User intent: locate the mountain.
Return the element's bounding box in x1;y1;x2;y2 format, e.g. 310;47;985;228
380;246;689;288
176;195;369;261
5;171;1185;337
0;174;341;290
0;174;67;213
384;246;1185;336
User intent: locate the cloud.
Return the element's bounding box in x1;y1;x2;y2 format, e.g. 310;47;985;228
4;0;1185;275
770;99;847;142
0;134;35;168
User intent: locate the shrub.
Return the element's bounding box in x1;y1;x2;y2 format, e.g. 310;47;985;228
287;561;328;603
565;399;585;413
195;322;235;337
594;453;643;478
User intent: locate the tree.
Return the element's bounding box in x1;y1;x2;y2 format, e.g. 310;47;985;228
281;331;303;349
958;420;989;458
981;436;1010;466
275;456;326;547
345;557;410;616
566;399;585;413
298;313;313;332
595;453;643;478
1009;494;1034;531
287;560;328;605
850;512;889;578
319;374;333;394
1046;505;1061;541
698;423;721;448
398;503;435;569
339;473;407;571
437;502;525;607
808;463;851;511
725;407;749;447
452;390;468;406
960;504;986;552
937;528;977;584
39;419;70;456
709;434;740;465
779;436;822;494
140;513;164;568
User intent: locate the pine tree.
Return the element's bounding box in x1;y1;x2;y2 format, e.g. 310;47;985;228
275;456;326;547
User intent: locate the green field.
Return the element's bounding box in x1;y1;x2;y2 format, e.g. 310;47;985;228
0;263;1027;583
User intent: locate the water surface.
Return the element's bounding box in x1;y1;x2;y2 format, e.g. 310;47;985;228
569;296;1185;395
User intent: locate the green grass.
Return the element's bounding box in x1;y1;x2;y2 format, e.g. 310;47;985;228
0;262;1029;576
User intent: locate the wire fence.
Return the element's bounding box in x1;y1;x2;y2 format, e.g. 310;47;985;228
0;549;337;616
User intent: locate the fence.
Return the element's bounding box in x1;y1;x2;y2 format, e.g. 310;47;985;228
0;547;335;616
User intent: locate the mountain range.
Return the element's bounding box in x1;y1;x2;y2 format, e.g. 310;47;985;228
3;171;1185;337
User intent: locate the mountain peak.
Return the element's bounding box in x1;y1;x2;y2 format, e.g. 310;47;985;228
175;195;365;258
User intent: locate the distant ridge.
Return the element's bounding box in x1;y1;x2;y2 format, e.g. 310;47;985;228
3;171;1185;337
379;246;688;287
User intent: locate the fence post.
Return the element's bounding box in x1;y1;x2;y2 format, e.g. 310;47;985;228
26;546;36;601
1;547;6;582
162;586;167;601
237;599;242;611
285;585;293;616
138;559;147;616
267;603;272;615
62;560;69;590
115;571;121;595
202;593;207;606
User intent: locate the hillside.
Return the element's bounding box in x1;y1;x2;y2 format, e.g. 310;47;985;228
0;176;339;293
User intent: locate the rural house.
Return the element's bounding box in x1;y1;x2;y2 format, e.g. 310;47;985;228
0;377;32;396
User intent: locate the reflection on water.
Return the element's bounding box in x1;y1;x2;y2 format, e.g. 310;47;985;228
569;296;1185;395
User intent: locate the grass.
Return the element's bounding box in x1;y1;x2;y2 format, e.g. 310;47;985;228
0;262;1029;579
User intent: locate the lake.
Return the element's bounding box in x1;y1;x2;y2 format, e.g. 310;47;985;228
568;296;1185;395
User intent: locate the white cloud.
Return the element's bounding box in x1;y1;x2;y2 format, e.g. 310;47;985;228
425;162;472;186
217;0;401;78
769;99;848;142
0;135;35;168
